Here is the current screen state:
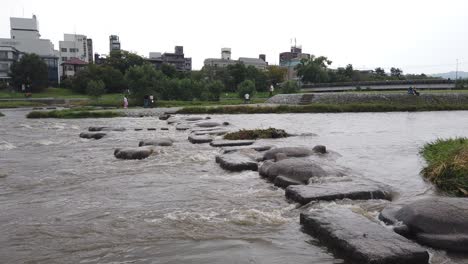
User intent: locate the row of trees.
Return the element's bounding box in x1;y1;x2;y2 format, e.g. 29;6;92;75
295;56;430;84
63;50;289;103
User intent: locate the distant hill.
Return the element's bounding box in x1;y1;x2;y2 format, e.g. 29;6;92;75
430;71;468;80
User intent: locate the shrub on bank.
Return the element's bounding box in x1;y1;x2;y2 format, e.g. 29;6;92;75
27;109;123;119
421;138;468;197
177;103;468;114
224;128;290;140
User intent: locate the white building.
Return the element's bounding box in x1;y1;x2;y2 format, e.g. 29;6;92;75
58;34;93;79
0;15;59;84
204;48;267;70
0;46;20;80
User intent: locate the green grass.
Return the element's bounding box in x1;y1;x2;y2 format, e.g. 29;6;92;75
421;138;468;196
224;128;289;140
177;102;468;114
26;109;124;119
0;101;46;108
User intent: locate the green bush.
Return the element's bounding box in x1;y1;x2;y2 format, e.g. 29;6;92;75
206;80;224;101
421;138;468;196
224;128;290;140
27;109;123;119
280;80;299;94
86;80;106;99
237;80;256;99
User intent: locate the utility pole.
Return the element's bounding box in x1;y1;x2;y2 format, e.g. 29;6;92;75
456;59;459;81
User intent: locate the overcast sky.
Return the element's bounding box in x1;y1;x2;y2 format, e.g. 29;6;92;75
1;0;467;73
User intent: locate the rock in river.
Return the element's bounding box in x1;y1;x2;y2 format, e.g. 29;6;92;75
196;122;222;128
114;147;153;160
259;158;327;187
89;126;126;132
210;140;255;147
215;151;258;171
79;132;106;140
263;147;313;160
221;145;272;154
301;207;429;264
188;134;213;144
379;197;468;252
286;179;393;204
138;138;174;147
175;124;190;131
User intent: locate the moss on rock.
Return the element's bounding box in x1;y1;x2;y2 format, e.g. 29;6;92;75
224;128;289;140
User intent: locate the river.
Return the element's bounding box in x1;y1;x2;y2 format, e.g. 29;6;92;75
0;109;467;263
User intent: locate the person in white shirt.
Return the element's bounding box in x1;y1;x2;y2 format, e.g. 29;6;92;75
269;84;274;97
244;93;250;104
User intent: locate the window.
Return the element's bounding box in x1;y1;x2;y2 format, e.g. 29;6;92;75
69;48;78;53
0;63;9;71
62;57;67;62
61;48;67;52
0;51;8;59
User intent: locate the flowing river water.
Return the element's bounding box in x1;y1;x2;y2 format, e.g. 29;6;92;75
1;108;467;264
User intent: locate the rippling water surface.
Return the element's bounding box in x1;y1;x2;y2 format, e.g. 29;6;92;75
1;109;467;263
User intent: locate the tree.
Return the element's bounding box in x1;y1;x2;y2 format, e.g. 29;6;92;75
281;80;300;94
86;80;105;99
344;64;354;79
390;67;403;78
237;80;256;99
105;50;145;74
267;65;287;86
124;64;165;104
10;53;48;92
206;80;224;101
98;65;126;93
374;67;386;77
295;56;332;83
226;63;247;92
160;63;177;78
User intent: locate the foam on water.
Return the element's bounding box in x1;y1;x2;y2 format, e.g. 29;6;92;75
0;140;16;150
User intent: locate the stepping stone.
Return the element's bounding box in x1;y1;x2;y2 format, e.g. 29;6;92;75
285;179;393;204
185;116;206;121
263;147;313;160
222;145;273;154
175;124;190;131
161;128;169;130
114;147;153;160
134;128;143;131
300;208;429;264
196;122;221;128
210;140;255;147
89;126;126;132
46;107;57;110
147;128;157;131
139;138;174;147
259;158;327;186
159;114;171;120
193;129;228;136
215;152;258;171
188;134;213;144
190;127;222;133
79;132;106;140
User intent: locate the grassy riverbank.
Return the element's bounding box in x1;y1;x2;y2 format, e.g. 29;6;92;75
177;102;468;114
26;109;124;119
0;101;47;108
421;138;468;197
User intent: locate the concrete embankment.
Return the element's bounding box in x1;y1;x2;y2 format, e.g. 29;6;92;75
266;93;468;105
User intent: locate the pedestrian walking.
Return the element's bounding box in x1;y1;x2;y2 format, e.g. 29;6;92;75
123;95;128;109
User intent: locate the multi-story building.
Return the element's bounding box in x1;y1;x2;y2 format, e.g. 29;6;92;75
0;15;59;85
109;35;121;53
0;46;20;81
58;34;93;79
147;46;192;72
204;48;267;70
279;45;310;80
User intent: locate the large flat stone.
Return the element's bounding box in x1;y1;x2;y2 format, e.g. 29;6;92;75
215;152;258;171
221;145;273;154
175;124;190;131
88;126;126;132
286;179;393;204
300;208;429;264
188;134;213;144
138;138;174;147
193;129;228;136
210;140;255;147
79;132;106;140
